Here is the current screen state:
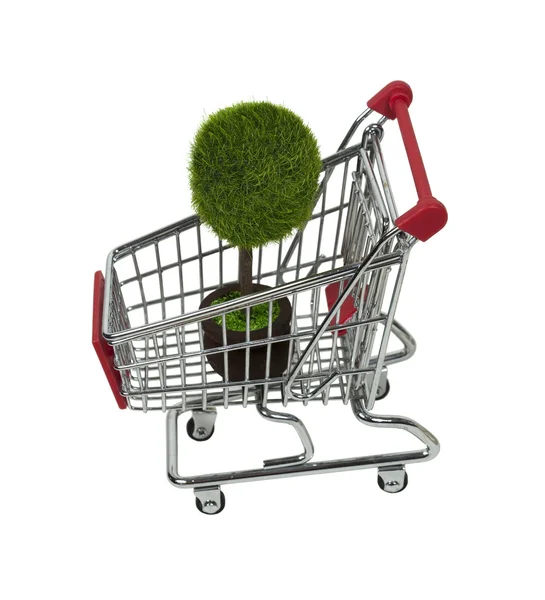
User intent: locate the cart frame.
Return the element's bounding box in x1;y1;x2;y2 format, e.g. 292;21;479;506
93;81;447;513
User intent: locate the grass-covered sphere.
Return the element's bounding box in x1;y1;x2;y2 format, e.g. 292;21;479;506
189;101;322;249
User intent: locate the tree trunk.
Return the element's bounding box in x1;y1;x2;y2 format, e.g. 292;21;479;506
239;247;253;296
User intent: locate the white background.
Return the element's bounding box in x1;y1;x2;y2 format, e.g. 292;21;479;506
1;1;544;598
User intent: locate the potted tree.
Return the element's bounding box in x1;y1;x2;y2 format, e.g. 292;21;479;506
189;100;321;381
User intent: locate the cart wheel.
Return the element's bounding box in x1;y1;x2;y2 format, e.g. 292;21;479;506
186;417;215;442
196;491;226;515
377;466;408;493
376;379;390;401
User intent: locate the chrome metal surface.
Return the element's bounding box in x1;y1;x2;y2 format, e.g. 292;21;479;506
167;402;438;489
350;398;440;463
374;367;389;399
100;110;428;412
194;486;224;515
189;409;216;440
256;401;314;468
100;103;441;508
377;466;408;493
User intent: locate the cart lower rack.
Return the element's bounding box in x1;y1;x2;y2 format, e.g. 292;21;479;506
93;81;447;514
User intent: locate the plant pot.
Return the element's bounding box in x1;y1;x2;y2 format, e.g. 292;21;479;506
199;283;292;382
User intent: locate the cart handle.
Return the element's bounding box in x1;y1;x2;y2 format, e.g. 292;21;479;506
367;81;447;241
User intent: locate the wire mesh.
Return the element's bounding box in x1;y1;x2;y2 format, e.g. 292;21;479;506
103;115;411;411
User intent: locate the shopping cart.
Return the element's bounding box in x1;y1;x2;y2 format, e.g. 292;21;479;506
92;81;447;514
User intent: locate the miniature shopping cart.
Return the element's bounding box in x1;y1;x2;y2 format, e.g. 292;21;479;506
93;81;447;514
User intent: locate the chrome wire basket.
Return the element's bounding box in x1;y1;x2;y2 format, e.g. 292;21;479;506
93;81;447;514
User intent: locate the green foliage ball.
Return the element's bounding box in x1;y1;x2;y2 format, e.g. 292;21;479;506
189;101;322;248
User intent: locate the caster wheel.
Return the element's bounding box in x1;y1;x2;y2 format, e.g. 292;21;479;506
377;467;408;493
186;418;215;442
376;379;390;401
196;491;226;515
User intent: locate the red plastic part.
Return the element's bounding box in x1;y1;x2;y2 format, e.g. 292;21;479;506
367;81;448;242
325;281;357;336
92;271;127;409
367;80;414;119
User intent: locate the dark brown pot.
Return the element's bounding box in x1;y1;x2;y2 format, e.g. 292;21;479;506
199;283;292;382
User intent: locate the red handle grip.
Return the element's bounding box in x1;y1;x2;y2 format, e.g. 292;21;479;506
92;271;127;409
367;81;447;241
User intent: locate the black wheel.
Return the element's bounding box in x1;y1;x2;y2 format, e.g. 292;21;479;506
186;417;215;442
376;379;390;401
196;491;226;515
